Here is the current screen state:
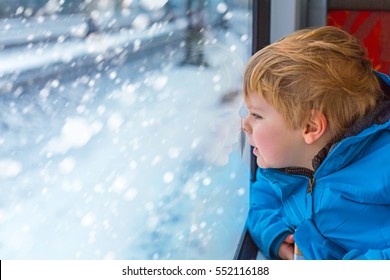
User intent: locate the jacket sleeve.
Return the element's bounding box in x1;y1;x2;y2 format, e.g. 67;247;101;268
247;169;293;259
343;248;390;260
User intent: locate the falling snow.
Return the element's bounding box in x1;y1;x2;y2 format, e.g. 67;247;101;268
0;0;251;260
0;159;22;178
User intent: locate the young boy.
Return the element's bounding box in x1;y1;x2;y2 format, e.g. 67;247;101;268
241;26;390;260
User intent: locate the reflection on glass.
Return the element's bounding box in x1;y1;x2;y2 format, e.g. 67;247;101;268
0;0;251;259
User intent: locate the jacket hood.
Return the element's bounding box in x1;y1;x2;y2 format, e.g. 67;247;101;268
342;71;390;137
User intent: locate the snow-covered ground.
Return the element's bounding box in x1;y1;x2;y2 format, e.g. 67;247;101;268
0;7;251;259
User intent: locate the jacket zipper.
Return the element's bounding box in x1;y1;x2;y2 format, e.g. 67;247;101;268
305;176;315;219
307;177;316;193
278;167;316;217
279;168;316;258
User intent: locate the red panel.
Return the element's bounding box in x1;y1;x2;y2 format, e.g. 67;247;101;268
327;10;390;74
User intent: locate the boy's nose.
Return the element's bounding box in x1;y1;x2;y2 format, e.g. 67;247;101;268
241;117;252;134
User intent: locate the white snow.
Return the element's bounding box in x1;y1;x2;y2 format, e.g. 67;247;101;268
217;2;229;14
44;117;98;155
132;14;150;30
0;20;186;77
0;159;22;178
140;0;168;11
58;157;76;174
163;172;175;184
0;5;251;260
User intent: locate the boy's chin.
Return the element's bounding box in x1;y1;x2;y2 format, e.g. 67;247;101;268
256;157;283;169
256;158;271;169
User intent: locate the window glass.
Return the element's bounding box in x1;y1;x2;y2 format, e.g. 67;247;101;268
0;0;251;259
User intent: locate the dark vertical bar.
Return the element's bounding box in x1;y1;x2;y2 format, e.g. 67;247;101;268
233;228;259;260
252;0;271;53
250;0;271;183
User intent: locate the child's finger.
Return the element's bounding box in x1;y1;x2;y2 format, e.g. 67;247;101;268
285;234;294;244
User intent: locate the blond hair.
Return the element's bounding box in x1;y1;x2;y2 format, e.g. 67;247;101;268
243;26;383;137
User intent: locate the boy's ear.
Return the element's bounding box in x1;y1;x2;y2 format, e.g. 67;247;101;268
303;110;328;144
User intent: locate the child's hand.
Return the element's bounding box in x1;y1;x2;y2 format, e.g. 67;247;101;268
278;234;294;260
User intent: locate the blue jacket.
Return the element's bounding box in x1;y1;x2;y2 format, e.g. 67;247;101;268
247;72;390;260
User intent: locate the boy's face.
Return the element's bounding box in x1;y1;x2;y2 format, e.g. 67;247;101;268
242;91;308;169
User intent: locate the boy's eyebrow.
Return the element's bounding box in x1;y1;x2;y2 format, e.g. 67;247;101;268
245;95;267;112
247;103;264;112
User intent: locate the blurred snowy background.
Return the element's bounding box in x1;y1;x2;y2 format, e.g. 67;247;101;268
0;0;252;259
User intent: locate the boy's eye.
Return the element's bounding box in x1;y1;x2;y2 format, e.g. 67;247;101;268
250;112;262;119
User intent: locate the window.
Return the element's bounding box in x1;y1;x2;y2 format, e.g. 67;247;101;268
0;0;251;259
